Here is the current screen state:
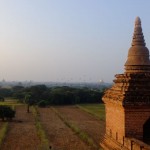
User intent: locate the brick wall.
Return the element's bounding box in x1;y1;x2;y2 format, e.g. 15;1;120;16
125;107;150;140
105;102;125;143
105;101;150;141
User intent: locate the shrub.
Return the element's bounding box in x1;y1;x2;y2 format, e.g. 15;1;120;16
0;96;4;102
37;100;48;107
0;106;15;121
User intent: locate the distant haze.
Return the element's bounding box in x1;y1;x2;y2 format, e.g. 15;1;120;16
0;0;150;83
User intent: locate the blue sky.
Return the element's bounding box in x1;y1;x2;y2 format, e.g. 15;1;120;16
0;0;150;82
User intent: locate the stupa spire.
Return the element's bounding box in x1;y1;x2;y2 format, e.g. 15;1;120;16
124;17;150;73
101;17;150;149
131;16;145;46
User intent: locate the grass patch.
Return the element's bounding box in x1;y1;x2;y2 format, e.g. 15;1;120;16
0;122;8;148
0;100;23;107
52;107;99;150
32;106;50;150
77;103;105;121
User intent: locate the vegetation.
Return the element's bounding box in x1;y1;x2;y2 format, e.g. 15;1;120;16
0;106;15;121
0;100;18;148
0;88;12;98
0;96;4;102
0;85;105;106
25;94;32;113
0;122;8;148
32;106;49;150
12;85;104;106
0;99;19;105
77;103;105;121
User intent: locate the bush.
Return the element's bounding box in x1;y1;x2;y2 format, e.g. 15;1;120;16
0;106;15;121
37;100;48;107
0;97;4;102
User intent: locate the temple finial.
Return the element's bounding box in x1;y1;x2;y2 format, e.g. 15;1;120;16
135;16;141;26
131;16;145;46
124;17;150;73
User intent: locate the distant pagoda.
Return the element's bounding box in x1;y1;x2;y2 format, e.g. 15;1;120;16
100;17;150;150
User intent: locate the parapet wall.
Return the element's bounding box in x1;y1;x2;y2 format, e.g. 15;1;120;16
124;137;150;150
100;133;150;150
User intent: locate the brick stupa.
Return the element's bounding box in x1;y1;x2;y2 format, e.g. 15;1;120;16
100;17;150;149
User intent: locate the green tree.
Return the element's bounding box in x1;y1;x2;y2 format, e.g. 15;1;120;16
25;94;31;113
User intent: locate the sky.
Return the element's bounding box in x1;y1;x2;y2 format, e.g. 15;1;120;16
0;0;150;83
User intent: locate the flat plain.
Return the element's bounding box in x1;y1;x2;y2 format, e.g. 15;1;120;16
0;101;105;150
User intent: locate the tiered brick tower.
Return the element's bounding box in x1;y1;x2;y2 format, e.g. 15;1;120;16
101;17;150;149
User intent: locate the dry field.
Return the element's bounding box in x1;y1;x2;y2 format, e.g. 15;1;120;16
0;103;105;150
38;107;93;150
1;105;41;150
55;106;105;147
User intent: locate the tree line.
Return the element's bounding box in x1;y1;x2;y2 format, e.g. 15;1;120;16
0;85;105;106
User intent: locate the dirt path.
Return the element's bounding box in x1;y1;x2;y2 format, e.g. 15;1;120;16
55;105;105;149
38;107;93;150
1;105;40;150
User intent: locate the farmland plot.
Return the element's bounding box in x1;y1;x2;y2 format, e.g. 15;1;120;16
1;105;40;150
55;105;105;149
38;107;93;150
0;103;105;150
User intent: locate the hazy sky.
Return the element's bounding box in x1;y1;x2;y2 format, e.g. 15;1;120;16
0;0;150;83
